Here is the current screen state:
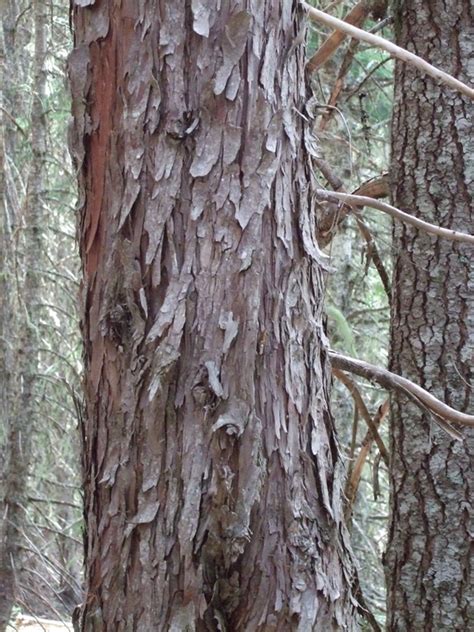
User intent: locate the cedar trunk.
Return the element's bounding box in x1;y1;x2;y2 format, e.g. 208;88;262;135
70;2;356;630
386;1;474;629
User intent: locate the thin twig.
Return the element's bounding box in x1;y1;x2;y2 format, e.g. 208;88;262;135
307;1;370;73
353;577;383;632
345;56;392;100
28;495;81;510
347;400;360;477
352;214;391;297
372;451;382;500
317;37;360;132
314;161;391;295
0;105;28;137
301;2;474;100
345;399;390;520
333;368;389;466
317;190;474;244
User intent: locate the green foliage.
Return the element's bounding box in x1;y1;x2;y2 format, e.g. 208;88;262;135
325;302;357;355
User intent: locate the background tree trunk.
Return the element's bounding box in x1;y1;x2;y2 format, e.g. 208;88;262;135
0;1;48;628
0;12;16;627
70;2;357;630
386;1;474;629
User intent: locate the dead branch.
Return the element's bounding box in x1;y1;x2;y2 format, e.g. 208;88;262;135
317;189;474;245
1;105;28;138
307;1;370;74
333;367;389;466
345;56;391;100
354;174;389;199
301;2;474;100
345;399;390;519
317;37;360;132
315;161;391;295
329;350;474;434
351;211;391;298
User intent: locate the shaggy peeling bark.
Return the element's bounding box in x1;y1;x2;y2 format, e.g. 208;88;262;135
70;2;357;630
386;1;474;630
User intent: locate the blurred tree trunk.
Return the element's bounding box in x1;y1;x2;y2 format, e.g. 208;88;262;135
70;2;358;630
0;1;21;626
0;0;47;628
386;1;474;630
0;16;16;628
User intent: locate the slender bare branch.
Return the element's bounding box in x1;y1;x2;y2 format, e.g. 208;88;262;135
307;1;370;73
345;399;390;519
333;367;389;466
301;2;474;100
28;496;81;510
314;161;391;295
0;105;27;138
352;214;391;297
345;57;391;100
316;38;359;132
329;350;474;432
317;190;474;244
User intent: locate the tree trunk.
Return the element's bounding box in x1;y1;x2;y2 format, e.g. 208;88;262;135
0;1;47;628
0;12;16;628
70;2;357;630
385;1;474;630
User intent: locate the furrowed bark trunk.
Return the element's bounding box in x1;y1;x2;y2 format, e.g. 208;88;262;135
386;1;474;630
69;2;357;630
0;1;47;628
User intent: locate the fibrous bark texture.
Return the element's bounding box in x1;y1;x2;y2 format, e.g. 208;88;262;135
386;1;474;630
69;1;357;630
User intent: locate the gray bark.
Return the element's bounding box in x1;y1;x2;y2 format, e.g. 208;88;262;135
385;1;474;630
69;1;358;630
0;12;16;627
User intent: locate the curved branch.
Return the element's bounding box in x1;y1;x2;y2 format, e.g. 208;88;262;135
317;190;474;245
314;161;391;295
329;350;474;434
301;2;474;100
